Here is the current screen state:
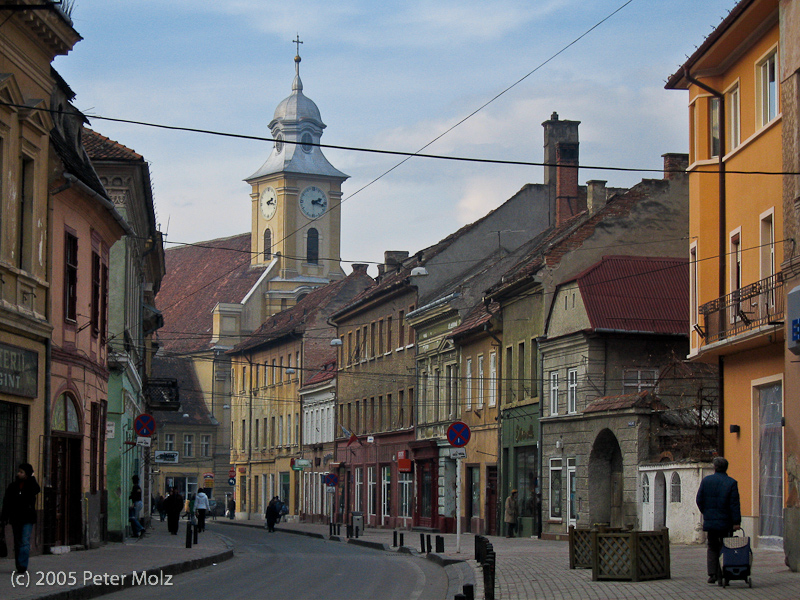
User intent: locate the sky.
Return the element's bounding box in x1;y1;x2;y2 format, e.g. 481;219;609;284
53;0;738;274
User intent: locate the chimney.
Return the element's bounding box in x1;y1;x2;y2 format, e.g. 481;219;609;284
384;251;409;268
662;153;689;180
555;142;582;225
586;180;607;214
542;112;580;189
350;263;368;274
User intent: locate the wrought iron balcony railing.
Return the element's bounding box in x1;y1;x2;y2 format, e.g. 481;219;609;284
699;272;784;345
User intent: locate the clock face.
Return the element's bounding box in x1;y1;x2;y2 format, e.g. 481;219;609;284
299;186;328;219
260;187;277;220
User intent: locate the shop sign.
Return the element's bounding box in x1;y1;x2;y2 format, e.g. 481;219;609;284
154;451;179;464
0;342;38;398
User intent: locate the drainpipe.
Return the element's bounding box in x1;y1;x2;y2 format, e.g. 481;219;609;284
536;335;545;538
683;67;726;456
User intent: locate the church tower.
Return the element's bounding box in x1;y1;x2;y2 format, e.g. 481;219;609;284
246;45;347;313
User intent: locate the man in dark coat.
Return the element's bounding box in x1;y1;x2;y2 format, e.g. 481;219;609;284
163;488;184;535
265;497;279;532
696;456;741;584
0;463;41;573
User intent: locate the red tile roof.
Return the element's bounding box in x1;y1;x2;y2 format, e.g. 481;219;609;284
156;233;265;354
302;360;337;388
82;127;143;161
583;390;667;414
573;255;688;334
449;301;499;338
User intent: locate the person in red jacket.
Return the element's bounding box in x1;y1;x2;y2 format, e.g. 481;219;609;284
0;463;41;574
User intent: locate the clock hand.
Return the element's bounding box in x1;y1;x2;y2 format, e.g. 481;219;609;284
312;198;324;205
267;198;276;205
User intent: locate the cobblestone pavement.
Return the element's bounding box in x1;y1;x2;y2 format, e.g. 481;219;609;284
221;518;800;600
0;519;232;600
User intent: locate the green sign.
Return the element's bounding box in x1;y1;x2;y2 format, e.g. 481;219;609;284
0;342;38;398
292;459;312;471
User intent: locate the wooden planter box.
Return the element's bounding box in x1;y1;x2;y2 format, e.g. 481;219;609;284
569;526;670;581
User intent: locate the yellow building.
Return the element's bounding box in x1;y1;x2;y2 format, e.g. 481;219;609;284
667;0;784;548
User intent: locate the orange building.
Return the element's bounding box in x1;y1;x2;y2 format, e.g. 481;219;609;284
667;0;784;550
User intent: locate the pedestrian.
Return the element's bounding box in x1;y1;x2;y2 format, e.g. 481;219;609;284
195;488;210;532
156;494;166;522
163;488;184;535
227;496;236;519
128;475;144;538
696;456;741;584
265;497;279;532
504;489;518;538
0;463;41;574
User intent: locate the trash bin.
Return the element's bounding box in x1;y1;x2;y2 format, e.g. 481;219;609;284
352;511;364;535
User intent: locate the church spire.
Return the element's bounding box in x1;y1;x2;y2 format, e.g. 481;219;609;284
292;34;303;92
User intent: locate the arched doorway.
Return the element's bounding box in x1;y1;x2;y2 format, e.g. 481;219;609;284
588;429;623;527
653;471;666;529
49;392;83;546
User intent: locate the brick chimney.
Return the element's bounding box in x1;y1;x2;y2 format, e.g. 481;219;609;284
350;263;369;274
587;180;607;214
542;112;580;189
662;153;688;180
555;142;582;225
384;251;409;267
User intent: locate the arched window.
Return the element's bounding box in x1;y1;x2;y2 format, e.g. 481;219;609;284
264;228;272;259
52;392;80;433
307;228;319;264
641;474;650;503
670;472;681;503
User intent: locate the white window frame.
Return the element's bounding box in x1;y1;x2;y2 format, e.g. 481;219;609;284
690;242;699;328
399;472;412;518
623;369;658;394
670;472;682;503
549;371;559;415
567;368;578;414
488;351;497;407
549;458;563;520
727;82;740;151
477;355;485;409
354;467;363;512
381;466;391;524
757;48;779;127
367;466;376;517
465;357;473;410
183;434;193;458
164;433;174;451
642;473;650;503
201;434;210;457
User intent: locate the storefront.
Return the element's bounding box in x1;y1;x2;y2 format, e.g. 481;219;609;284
501;404;540;538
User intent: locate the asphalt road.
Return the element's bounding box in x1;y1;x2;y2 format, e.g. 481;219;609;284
110;525;450;600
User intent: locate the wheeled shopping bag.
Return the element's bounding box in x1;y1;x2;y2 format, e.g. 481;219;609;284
718;529;752;588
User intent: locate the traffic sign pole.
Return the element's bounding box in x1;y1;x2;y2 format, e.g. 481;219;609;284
456;455;462;554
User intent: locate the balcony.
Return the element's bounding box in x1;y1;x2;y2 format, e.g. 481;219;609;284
699;272;784;345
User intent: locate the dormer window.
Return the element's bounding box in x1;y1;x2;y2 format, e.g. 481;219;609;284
301;132;313;152
275;133;283;153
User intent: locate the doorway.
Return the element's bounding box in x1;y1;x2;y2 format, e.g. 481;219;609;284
588;429;624;527
486;466;498;535
653;471;666;529
50;435;82;546
758;382;783;547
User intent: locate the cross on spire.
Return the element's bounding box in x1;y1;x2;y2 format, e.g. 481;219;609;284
293;34;303;57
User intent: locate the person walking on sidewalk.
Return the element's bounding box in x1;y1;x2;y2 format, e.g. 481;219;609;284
128;475;144;538
504;489;519;538
164;488;184;535
227;496;236;519
195;488;210;532
265;497;279;532
0;463;41;573
696;456;741;584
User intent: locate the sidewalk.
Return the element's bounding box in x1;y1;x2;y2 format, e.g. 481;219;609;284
218;518;800;600
0;520;233;600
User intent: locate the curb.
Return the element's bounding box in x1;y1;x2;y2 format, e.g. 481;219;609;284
347;538;391;552
31;548;234;600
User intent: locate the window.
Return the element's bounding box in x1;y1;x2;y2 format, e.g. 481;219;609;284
759;50;778;126
18;156;33;271
201;434;211;457
623;369;657;393
398;389;405;428
306;228;319;264
505;346;513;402
549;371;559;415
90;403;99;494
381;466;391;520
709;96;720;158
730;231;742;295
446;364;457;419
378;319;384;355
164;433;174;451
518;342;526;398
477;355;485;409
370;322;376;358
386;316;393;351
399;472;412;518
64;232;78;322
91;252;101;336
670;472;681;503
727;84;740;150
690;243;699;327
567;368;578;414
354;329;361;363
465;358;473;410
642;474;650;503
761;211;776;307
264;228;272;259
183;434;194;458
278;415;283;446
489;351;497;407
398;310;405;347
468;466;480;518
367;466;376;516
549;458;563;519
241;419;246;450
354;467;363;512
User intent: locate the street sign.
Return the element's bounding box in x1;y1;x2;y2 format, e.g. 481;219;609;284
228;467;236;477
324;473;338;487
136;436;151;447
450;447;467;459
447;421;471;447
228;477;236;486
292;459;312;471
326;486;336;494
133;413;156;437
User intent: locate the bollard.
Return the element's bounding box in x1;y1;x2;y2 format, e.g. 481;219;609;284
426;534;432;553
463;583;474;600
454;595;466;600
355;525;360;538
193;522;198;545
400;532;404;547
185;521;192;548
347;524;353;538
420;533;425;552
435;535;444;553
393;530;398;547
337;523;341;536
329;522;333;536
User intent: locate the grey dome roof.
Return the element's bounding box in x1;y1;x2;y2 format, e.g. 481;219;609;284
271;72;323;128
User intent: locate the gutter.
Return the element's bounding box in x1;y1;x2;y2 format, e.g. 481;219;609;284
63;172;134;236
406;292;460;320
681;67;726;457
